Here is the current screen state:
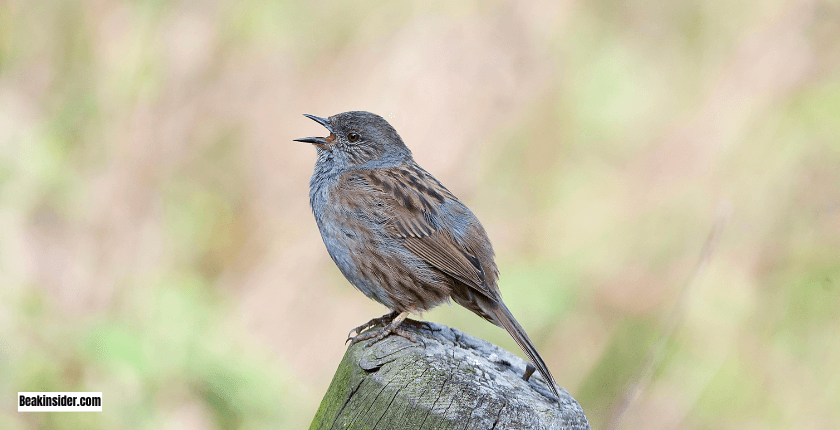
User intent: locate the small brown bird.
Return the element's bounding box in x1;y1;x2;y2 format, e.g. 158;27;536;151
296;111;560;398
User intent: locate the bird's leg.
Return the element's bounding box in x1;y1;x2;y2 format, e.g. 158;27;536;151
347;311;420;347
346;311;398;343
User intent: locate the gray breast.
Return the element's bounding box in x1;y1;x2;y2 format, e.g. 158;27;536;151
310;179;396;309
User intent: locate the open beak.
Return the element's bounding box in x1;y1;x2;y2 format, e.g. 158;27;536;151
294;114;335;147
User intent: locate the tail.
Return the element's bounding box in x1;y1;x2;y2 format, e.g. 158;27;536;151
488;300;561;398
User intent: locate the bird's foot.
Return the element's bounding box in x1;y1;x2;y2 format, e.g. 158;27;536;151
350;325;420;347
347;311;421;347
346;311;398;343
402;318;436;332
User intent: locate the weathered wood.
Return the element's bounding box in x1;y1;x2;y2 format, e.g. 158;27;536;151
310;322;590;430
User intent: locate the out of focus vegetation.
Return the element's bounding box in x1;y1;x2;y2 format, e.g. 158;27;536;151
1;1;839;429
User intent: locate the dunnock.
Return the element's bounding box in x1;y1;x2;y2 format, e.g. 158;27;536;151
296;111;560;398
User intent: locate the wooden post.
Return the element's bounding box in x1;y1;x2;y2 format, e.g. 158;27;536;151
310;322;590;430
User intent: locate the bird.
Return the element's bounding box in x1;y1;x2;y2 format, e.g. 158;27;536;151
295;111;561;399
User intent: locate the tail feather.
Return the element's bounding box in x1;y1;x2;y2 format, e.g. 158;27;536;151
450;285;560;398
489;301;561;398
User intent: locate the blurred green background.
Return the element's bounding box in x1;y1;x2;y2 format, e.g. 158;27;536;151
1;0;839;429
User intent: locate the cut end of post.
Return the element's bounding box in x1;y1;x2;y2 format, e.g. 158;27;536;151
310;321;590;430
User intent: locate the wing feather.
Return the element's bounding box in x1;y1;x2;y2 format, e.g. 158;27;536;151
350;165;498;300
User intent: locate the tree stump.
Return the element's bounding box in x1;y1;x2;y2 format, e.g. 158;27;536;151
310;321;590;430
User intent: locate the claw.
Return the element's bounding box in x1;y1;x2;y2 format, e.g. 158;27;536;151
346;311;421;347
403;318;435;332
365;327;418;347
346;311;397;340
349;325;419;347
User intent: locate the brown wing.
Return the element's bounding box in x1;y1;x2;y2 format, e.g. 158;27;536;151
353;163;500;301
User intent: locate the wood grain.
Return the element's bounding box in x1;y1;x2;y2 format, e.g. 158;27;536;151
310;322;589;430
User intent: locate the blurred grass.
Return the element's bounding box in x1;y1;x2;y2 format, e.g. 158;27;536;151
2;0;840;429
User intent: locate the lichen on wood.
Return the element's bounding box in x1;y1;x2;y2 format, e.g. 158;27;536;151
310;322;590;430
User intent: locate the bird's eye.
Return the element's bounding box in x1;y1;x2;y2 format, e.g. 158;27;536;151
347;132;360;142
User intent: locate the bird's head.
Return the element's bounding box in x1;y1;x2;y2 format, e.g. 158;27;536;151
295;111;411;171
